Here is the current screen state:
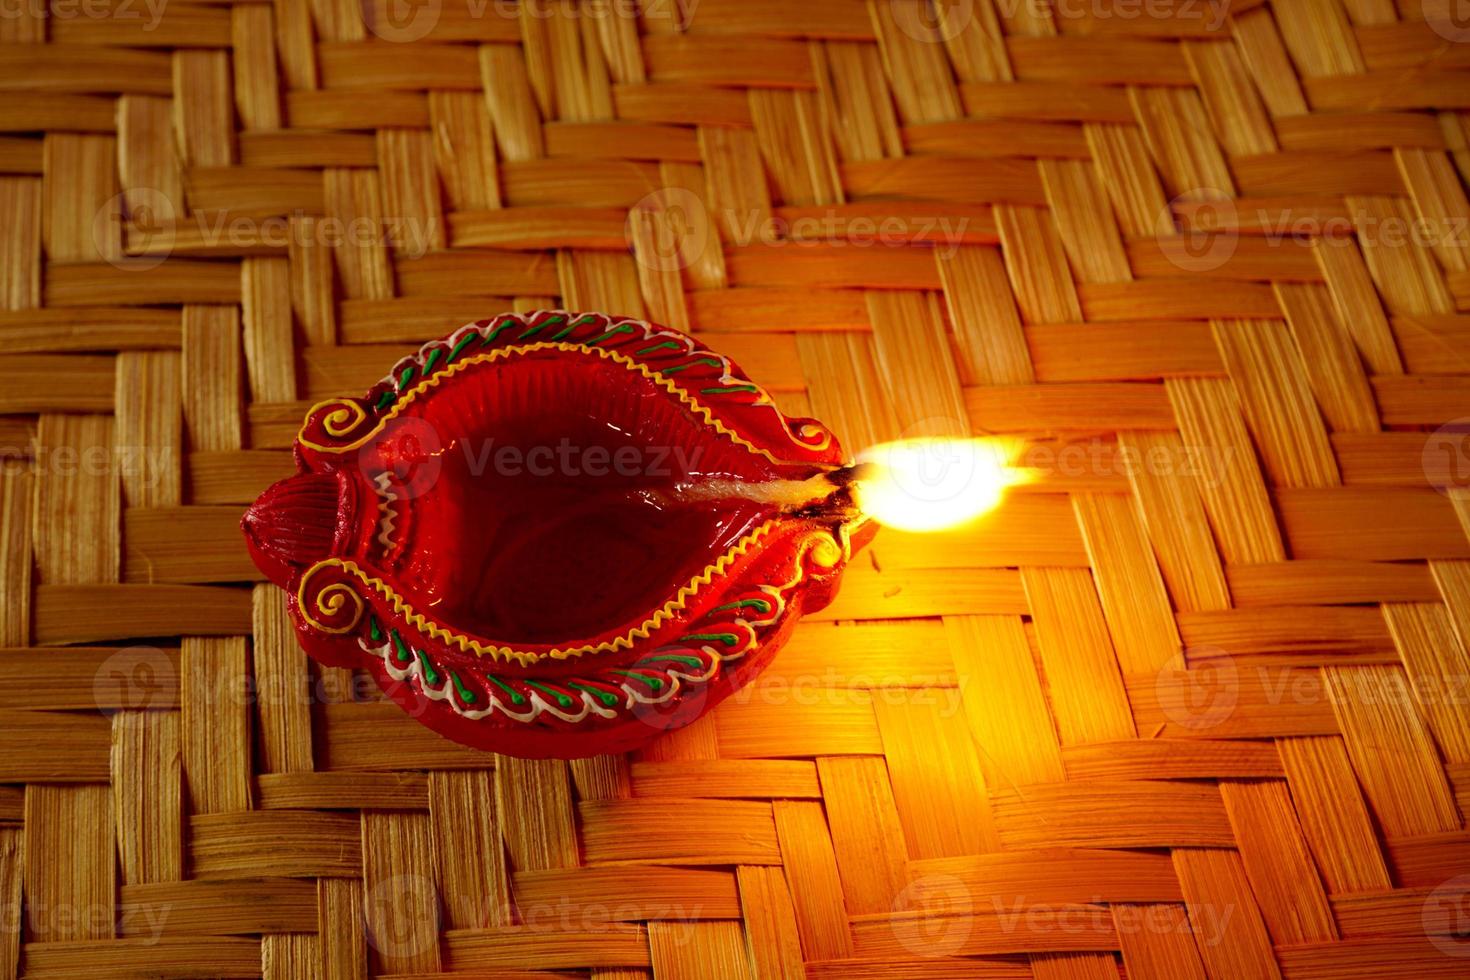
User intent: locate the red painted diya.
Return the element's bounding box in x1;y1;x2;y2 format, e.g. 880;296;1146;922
243;311;873;758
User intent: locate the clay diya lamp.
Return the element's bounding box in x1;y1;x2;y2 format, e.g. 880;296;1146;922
243;311;889;758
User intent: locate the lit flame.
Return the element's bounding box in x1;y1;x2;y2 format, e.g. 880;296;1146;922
852;437;1027;532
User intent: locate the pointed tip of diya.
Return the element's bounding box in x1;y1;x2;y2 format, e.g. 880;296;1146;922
242;471;345;582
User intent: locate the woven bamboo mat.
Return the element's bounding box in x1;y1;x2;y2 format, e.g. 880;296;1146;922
3;0;1470;977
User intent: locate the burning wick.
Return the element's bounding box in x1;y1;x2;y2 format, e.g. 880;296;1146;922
674;437;1026;533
